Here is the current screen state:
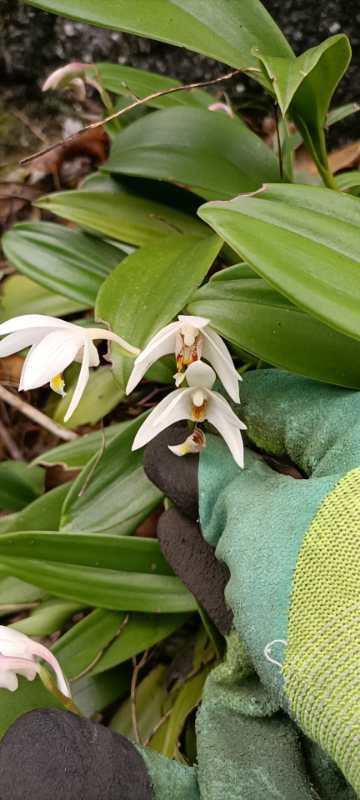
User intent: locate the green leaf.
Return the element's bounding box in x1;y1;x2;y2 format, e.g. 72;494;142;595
48;365;124;428
336;171;360;195
91;612;190;675
3;483;71;534
2;223;124;306
33;422;126;469
105;107;282;200
199;184;360;342
327;102;360;127
96;63;210;109
151;665;211;757
0;677;64;739
0;274;86;322
0;574;44;615
36;191;206;246
0;531;173;574
23;0;292;78
13;598;82;636
256;36;351;184
72;666;130;717
0;533;197;613
61;414;163;534
187;275;360;388
0;462;44;512
96;234;222;388
53;608;126;679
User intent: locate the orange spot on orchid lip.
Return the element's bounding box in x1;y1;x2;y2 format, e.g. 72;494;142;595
191;399;208;422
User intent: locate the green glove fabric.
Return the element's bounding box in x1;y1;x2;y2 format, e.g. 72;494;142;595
198;369;360;797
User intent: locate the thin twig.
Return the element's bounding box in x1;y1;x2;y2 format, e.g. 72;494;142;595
20;67;260;166
0;385;78;442
131;650;150;745
143;707;173;747
0;418;23;460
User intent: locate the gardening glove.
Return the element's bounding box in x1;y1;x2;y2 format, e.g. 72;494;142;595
0;368;358;800
144;368;360;800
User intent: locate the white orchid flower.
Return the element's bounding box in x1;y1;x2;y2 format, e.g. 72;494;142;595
126;314;241;402
132;361;246;468
0;626;70;696
0;314;139;423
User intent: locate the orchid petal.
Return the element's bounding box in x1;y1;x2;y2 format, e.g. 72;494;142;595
20;329;84;391
132;388;192;450
64;337;91;422
0;655;38;688
178;314;210;330
0;329;50;359
0;315;71;336
88;328;139;355
202;328;241;402
211;391;247;429
186;361;216;389
31;642;71;697
126;327;178;395
136;322;180;360
207;396;245;468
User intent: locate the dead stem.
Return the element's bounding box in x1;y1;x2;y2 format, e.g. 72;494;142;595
0;385;78;443
20;67;260;166
131;649;150;745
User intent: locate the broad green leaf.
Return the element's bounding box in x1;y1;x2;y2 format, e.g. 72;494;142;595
111;665;168;741
13;598;82;636
0;677;64;739
49;366;124;428
187;276;360;388
96;63;210;109
256;36;350;117
72;665;130;717
105;107;282;200
91;612;190;675
256;36;351;184
0;531;173;574
23;0;292;79
199;184;360;342
0;462;44;512
2;223;124;306
61;414;163;534
53;608;126;679
0;274;86;321
36;191;206;246
3;483;71;534
0;533;196;613
33;422;126;469
96;234;222;388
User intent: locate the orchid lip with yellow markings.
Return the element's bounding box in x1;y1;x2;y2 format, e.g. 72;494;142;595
126;314;241;402
0;314;139;423
132;361;246;468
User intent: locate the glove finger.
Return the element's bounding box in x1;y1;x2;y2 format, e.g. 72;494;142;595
158;507;233;635
242;369;360;477
0;709;152;800
144;423;199;520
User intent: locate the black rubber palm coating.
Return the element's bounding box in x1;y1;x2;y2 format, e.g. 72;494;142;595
144;424;199;521
158;508;233;635
0;709;153;800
